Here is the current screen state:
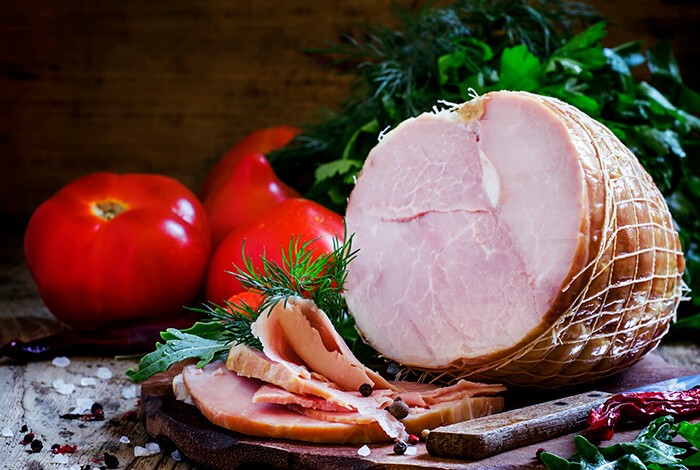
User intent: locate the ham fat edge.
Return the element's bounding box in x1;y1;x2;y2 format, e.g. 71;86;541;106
177;297;505;444
345;91;686;388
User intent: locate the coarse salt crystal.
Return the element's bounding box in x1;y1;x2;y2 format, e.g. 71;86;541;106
80;377;97;386
52;379;76;395
145;442;161;453
69;465;81;470
53;453;70;464
72;397;94;414
120;435;130;444
357;445;371;456
122;384;137;399
405;446;418;456
171;449;182;461
134;442;161;457
52;356;70;368
1;426;13;437
96;366;113;380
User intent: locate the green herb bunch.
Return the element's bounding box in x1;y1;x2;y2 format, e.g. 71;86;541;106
126;233;359;382
540;415;700;469
268;0;700;321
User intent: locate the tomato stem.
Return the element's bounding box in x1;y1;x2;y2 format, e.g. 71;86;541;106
92;201;126;220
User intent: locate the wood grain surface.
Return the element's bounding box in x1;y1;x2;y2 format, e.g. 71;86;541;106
1;0;699;228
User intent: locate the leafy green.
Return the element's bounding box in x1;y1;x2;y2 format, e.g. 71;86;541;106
540;416;699;469
267;0;700;322
126;231;361;382
125;325;232;382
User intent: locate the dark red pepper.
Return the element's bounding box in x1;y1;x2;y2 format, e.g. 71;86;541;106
586;386;700;441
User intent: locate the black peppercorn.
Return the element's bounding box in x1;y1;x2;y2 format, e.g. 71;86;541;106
91;402;103;413
359;383;373;397
20;424;28;433
393;440;408;455
387;398;410;420
30;439;43;453
103;452;119;469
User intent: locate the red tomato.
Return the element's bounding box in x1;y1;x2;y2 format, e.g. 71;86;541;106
199;126;300;200
225;291;265;317
24;173;212;328
203;152;299;248
206;198;344;303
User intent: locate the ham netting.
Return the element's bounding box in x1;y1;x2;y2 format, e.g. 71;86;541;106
400;93;687;388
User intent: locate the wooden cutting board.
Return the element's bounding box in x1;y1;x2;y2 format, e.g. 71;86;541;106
141;355;700;469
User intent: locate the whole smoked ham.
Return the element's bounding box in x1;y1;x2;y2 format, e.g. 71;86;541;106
345;91;686;388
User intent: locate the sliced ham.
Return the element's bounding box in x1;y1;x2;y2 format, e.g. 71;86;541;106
252;297;393;391
286;395;503;434
251;384;384;412
226;342;406;439
182;362;389;444
345;91;686;388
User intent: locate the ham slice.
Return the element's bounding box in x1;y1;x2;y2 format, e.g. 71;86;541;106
290;394;504;435
182;362;389;444
252;297;393;391
345;91;686;388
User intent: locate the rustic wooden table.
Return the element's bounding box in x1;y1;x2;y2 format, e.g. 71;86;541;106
2;233;700;470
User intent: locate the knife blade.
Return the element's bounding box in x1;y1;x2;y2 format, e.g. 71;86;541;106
426;373;700;460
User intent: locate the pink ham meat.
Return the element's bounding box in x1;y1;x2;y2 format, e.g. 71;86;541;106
182;362;389;444
251;296;393;391
221;297;504;442
345;91;686;388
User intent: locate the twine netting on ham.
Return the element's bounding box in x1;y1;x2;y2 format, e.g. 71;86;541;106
400;94;686;388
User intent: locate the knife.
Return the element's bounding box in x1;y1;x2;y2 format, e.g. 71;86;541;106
426;373;700;460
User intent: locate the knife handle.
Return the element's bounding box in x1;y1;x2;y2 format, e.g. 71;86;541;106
426;390;611;460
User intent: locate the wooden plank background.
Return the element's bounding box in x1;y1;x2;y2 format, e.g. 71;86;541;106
1;0;699;230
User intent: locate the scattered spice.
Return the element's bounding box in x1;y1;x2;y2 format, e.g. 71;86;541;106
20;424;28;433
52;356;71;368
30;439;43;453
419;429;430;442
393;440;408;455
53;378;76;395
52;444;78;454
536;447;546;463
359;383;373;397
408;433;420;445
586;387;700;441
124;410;138;422
357;444;371;457
60;404;105;422
103;452;119;469
20;432;35;445
387;397;410;420
96;366;113;380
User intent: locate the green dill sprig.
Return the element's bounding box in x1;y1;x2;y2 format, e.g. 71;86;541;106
232;230;358;326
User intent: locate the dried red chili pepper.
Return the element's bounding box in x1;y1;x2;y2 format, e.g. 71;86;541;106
586;386;700;441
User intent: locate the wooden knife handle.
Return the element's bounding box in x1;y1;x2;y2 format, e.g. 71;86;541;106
426;390;612;460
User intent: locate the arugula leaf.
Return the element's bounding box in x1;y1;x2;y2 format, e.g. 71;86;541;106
125;327;232;382
540;416;695;470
